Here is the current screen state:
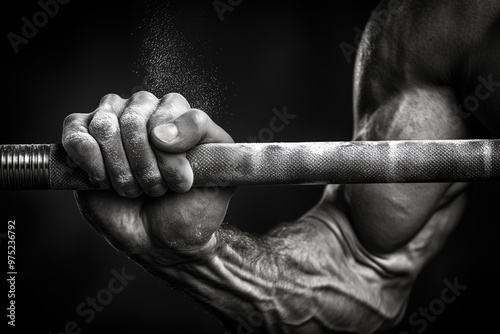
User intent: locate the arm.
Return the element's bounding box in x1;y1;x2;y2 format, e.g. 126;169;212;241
194;0;500;331
133;212;411;334
63;1;500;334
67;91;411;334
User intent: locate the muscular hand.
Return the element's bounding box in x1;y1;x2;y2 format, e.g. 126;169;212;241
62;91;235;263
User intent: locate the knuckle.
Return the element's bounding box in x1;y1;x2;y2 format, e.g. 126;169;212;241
162;92;190;109
131;90;158;103
62;114;76;128
99;93;123;109
63;130;88;150
188;108;208;127
88;112;120;141
62;133;97;165
163;92;184;102
119;109;147;129
63;113;85;128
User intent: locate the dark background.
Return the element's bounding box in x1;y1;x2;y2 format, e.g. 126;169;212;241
2;0;498;333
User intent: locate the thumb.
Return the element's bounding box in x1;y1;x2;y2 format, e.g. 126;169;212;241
152;122;179;147
150;109;233;153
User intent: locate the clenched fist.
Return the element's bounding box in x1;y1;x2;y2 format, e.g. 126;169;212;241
62;91;235;262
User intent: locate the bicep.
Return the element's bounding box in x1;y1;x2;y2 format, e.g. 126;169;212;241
342;85;470;254
336;0;481;254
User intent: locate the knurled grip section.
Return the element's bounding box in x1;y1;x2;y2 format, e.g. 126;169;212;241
187;140;500;186
0;140;499;190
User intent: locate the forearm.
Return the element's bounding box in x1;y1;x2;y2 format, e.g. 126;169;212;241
134;213;412;333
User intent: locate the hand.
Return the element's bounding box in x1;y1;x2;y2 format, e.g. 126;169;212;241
62;92;235;264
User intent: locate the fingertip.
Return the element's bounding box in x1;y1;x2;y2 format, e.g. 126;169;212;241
170;174;193;194
146;183;168;197
155;151;194;193
123;188;143;198
165;164;193;194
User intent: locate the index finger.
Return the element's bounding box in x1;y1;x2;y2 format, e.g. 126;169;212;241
62;112;109;187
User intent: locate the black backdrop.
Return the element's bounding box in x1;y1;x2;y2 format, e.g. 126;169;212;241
2;0;499;333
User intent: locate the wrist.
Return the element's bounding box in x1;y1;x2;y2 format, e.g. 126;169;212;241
126;233;220;276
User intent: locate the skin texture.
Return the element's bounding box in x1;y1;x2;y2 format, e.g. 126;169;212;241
62;1;499;333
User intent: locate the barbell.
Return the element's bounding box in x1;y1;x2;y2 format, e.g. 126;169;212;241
0;140;499;190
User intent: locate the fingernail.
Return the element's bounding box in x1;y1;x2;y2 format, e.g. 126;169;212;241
148;184;167;197
154;123;178;143
124;188;142;198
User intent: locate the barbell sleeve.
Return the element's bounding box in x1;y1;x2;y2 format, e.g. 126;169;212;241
0;140;499;190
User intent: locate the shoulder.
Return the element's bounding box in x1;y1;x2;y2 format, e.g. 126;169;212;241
355;0;500;135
